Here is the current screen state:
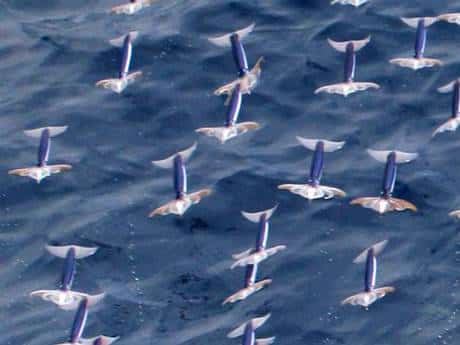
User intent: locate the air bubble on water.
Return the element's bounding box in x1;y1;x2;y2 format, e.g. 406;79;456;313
127;223;145;324
436;306;458;344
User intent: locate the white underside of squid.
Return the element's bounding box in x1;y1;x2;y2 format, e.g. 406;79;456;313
56;337;119;345
278;183;346;200
231;246;286;269
8;164;72;183
214;58;263;96
449;209;460;218
330;0;369;6
30;289;105;310
222;279;272;305
254;338;276;345
149;189;212;217
96;71;142;94
433;117;460;137
215;73;258;96
111;1;153;15
389;57;442;70
314;81;379;97
196;122;260;143
232;248;254;260
438;13;460;25
341;286;395;307
351;196;417;214
56;341;94;345
80;337;120;345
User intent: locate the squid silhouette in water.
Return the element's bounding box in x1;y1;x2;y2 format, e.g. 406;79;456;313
9;126;71;183
342;240;395;308
231;204;286;269
96;31;142;93
209;23;264;97
390;17;442;70
278;137;346;200
315;36;379;96
351;149;418;214
149;143;212;217
196;84;259;143
433;78;460;137
31;245;104;310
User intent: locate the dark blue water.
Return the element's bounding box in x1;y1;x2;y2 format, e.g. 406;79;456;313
1;0;460;344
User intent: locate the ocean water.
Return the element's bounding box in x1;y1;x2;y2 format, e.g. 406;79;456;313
1;0;460;344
